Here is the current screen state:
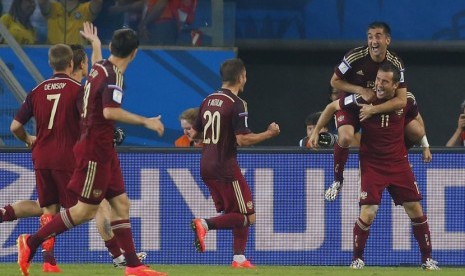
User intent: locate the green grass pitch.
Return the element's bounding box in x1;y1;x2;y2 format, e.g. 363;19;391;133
0;264;464;276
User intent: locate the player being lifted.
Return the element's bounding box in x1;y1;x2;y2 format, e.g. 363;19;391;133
323;21;430;201
311;62;439;270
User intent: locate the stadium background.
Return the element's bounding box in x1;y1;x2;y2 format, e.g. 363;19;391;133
0;149;464;266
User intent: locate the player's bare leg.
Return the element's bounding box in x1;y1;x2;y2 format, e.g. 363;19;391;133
1;200;42;223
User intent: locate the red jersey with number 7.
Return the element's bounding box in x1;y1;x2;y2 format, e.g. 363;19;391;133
14;73;82;170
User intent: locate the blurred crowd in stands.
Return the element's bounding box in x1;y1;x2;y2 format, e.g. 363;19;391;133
0;0;199;46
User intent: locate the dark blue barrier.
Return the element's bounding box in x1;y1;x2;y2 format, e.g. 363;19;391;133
0;148;464;266
235;0;465;40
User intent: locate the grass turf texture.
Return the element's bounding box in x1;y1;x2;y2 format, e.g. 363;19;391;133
0;264;464;276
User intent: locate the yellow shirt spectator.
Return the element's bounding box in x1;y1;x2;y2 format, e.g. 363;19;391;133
39;0;102;44
0;13;37;44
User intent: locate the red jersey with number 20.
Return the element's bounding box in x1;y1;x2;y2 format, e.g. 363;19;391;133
14;73;82;170
76;60;123;162
194;89;251;181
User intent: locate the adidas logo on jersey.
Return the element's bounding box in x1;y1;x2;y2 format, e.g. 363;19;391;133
356;70;364;75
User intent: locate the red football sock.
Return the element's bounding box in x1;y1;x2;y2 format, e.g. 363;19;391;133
207;213;246;230
28;209;75;253
105;236;122;258
42;250;57;265
353;218;371;260
111;220;141;267
233;227;249;255
1;204;17;222
411;215;432;263
333;142;349;182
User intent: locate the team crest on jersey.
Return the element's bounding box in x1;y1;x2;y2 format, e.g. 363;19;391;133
247;201;254;210
92;189;102;198
396;109;404;116
337;115;345;122
359;191;368;200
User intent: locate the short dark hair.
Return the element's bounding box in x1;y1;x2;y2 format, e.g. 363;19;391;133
69;44;86;72
368;21;391;37
305;111;322;126
48;44;73;71
110;28;139;58
220;58;245;84
378;62;401;83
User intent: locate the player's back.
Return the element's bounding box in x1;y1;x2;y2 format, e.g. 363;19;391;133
26;73;82;170
197;89;246;181
77;60;122;160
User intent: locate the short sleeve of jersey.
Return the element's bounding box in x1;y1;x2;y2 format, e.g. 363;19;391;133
14;93;34;124
232;99;251;135
405;96;419;120
102;84;123;108
98;66;123;109
334;48;358;78
339;94;362;112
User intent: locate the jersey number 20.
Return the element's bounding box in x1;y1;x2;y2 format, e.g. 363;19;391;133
203;110;220;144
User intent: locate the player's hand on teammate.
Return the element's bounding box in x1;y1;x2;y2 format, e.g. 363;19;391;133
359;103;375;122
267;122;280;137
144;115;165;137
80;21;101;48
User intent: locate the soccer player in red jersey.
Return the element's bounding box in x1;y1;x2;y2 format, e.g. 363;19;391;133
325;21;430;201
16;28;166;276
5;23;145;271
189;58;280;268
10;43;83;273
310;63;439;270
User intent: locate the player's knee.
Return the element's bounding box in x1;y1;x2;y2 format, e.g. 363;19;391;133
360;205;378;224
338;134;353;147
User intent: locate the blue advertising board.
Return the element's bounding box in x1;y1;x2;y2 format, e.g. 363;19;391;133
0;149;464;266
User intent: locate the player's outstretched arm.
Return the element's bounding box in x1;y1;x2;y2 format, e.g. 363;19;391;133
80;21;102;64
330;73;375;102
103;107;164;136
309;100;340;148
236;122;280;146
360;87;407;121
